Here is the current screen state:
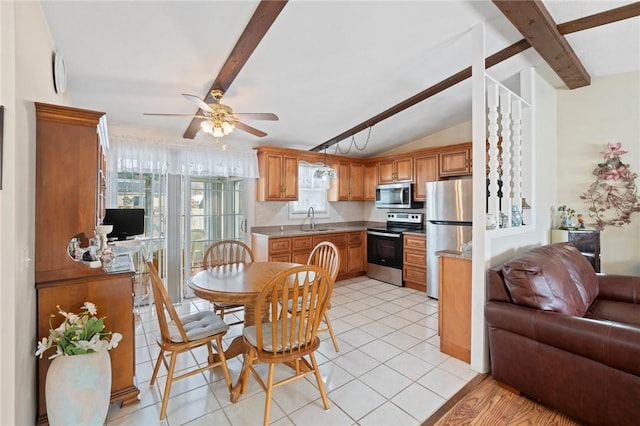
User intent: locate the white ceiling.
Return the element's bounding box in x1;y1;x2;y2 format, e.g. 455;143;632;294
40;1;639;158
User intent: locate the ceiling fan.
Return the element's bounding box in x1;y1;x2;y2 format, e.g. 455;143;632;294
144;89;278;138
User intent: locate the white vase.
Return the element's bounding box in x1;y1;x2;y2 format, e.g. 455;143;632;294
45;351;112;426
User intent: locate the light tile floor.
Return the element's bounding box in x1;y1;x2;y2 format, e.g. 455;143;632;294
106;276;478;425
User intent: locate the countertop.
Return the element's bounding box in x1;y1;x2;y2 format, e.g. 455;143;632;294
251;221;383;238
436;249;472;260
403;230;426;236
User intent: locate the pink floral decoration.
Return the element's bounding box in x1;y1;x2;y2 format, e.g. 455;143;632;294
600;142;628;160
580;142;640;230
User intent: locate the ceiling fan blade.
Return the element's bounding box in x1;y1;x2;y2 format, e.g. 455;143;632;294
233;112;279;121
182;94;215;113
235;121;267;137
183;0;288;139
144;113;210;119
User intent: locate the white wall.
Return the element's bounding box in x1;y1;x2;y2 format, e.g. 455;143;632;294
557;72;640;275
0;1;71;424
254;200;379;227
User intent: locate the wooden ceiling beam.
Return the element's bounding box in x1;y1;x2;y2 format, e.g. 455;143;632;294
312;4;638;152
183;0;287;139
557;2;640;35
492;0;590;89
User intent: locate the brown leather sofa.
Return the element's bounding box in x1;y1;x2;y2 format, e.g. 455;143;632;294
486;243;640;426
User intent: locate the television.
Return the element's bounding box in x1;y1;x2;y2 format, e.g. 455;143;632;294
102;208;145;241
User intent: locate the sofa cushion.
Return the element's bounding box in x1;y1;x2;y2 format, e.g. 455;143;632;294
501;243;599;316
586;299;640;327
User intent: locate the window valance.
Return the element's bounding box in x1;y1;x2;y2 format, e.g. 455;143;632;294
108;134;259;178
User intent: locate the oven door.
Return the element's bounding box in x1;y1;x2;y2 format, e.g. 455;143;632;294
367;230;403;269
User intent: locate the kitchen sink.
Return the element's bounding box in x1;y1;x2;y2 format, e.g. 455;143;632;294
301;228;335;233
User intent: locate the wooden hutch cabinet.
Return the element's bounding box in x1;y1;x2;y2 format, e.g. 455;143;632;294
35;103;139;424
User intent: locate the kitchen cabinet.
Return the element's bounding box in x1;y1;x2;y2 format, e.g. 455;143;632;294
364;162;378;201
256;148;298;201
313;233;348;277
378;156;413;184
439;143;472;178
413;152;439;201
252;230;365;280
35;103;139;424
291;236;313;264
346;231;365;273
551;229;601;272
403;234;426;291
331;161;364;201
438;254;471;363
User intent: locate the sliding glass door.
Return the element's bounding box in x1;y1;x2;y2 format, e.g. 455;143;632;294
184;176;248;295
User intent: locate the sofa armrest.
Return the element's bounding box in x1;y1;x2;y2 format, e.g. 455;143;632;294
597;274;640;303
486;301;640;377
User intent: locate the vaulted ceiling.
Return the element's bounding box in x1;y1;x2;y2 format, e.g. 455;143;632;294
41;1;639;158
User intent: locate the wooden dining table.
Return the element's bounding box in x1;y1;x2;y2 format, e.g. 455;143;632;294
188;261;301;401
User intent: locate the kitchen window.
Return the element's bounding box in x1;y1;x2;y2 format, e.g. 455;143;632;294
289;161;331;218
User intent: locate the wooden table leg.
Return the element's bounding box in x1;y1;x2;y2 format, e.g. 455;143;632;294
230;344;252;402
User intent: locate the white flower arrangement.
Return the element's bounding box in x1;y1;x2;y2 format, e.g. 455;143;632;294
35;302;122;359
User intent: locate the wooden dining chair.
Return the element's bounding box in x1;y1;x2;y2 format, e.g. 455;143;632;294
239;265;333;426
146;260;232;420
307;241;340;351
203;239;254;325
284;241;340;351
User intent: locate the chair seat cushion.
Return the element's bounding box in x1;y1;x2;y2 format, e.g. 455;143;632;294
586;299;640;327
243;319;309;352
169;311;229;342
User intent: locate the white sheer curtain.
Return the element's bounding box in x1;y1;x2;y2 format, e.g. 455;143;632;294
107;134;259;178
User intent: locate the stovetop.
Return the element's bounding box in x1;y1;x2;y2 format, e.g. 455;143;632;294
367;212;424;234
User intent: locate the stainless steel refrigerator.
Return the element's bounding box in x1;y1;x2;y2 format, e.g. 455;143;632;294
425;178;473;299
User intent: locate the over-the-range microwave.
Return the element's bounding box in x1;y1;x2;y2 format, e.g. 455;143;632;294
374;182;423;209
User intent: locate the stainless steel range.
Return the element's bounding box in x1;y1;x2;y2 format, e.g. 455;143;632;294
366;212;423;286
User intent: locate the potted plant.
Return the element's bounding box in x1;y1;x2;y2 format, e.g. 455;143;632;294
557;205;576;229
35;302;122;426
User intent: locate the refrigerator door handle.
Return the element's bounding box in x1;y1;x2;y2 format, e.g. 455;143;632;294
429;220;473;226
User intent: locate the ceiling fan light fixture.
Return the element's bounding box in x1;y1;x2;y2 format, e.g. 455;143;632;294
200;120;214;133
212;125;225;138
221;121;234;134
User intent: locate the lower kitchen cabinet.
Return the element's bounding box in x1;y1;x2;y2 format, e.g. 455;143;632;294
252;230;366;280
403;234;426;291
346;231;365;273
438;254;471;363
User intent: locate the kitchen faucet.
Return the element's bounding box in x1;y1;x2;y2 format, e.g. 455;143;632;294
308;206;316;229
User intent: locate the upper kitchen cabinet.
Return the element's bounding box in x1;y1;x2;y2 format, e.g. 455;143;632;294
330;161;364;201
439;142;472;178
413;151;439;201
363;162;378;201
256;147;299;201
378;155;413;184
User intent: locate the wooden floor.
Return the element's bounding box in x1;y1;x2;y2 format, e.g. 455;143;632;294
422;374;583;426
